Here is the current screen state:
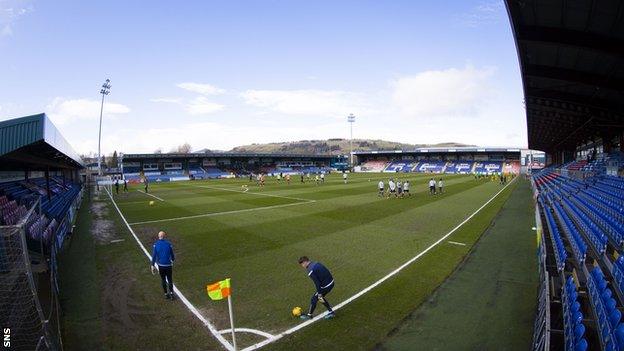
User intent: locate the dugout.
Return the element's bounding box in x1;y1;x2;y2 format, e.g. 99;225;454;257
0;113;85;350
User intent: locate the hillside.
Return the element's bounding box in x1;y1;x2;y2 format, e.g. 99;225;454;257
226;139;474;155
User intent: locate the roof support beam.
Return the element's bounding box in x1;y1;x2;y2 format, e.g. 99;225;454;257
517;26;624;59
525;88;624;116
525;64;624;92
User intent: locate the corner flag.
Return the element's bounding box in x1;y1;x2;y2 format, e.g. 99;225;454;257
207;278;237;350
207;278;231;300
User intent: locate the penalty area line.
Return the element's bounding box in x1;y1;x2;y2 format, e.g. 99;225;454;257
193;184;312;202
128;200;316;226
104;187;236;351
242;177;517;351
136;189;165;202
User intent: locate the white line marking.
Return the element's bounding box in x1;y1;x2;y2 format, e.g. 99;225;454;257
218;328;275;339
447;241;467;246
110;239;125;243
137;190;165;202
194;185;312;202
128;200;316;226
242;177;517;350
104;187;235;351
117;200;154;205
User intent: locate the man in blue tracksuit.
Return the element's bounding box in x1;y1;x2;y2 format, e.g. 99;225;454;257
298;256;335;319
151;231;175;299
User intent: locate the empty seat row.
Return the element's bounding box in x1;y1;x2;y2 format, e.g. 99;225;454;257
562;276;588;351
587;267;624;351
550;198;587;264
540;197;569;269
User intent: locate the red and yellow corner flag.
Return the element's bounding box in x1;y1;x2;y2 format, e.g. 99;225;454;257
207;278;231;300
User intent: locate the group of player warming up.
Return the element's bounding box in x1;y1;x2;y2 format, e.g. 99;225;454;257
377;178;411;197
377;177;445;197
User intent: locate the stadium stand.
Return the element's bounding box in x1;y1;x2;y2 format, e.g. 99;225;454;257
566;160;588;172
354;148;521;175
473;162;502;174
120;153;336;181
444;161;474;174
192;167;230;179
414;161;446;173
358;160;389;172
384;160;419;173
532;170;624;351
562;276;588;351
0;113;84;350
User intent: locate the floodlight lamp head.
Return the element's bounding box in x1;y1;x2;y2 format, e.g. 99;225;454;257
101;79;112;92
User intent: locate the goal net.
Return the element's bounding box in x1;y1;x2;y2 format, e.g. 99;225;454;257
0;196;59;350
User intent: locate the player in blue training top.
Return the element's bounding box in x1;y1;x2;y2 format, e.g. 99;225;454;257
151;231;176;300
298;256;335;320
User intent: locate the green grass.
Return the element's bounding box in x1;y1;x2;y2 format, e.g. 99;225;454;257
377;178;536;351
267;176;519;351
101;173;515;348
59;172;524;350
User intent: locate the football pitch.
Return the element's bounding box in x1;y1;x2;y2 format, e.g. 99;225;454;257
102;172;516;349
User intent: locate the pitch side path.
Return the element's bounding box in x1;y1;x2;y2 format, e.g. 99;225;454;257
378;178;537;351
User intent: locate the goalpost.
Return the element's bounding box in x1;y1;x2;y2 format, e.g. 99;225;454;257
94;175;113;194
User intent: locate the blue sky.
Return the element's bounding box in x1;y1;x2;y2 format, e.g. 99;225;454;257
0;0;526;155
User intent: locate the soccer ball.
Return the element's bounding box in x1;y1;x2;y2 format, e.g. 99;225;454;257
292;306;302;317
149;200;155;206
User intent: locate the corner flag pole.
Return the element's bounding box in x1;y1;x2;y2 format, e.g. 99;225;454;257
228;294;237;350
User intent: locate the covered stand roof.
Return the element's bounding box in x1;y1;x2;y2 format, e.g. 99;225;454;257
354;147;521;155
505;0;624;153
0;113;84;170
123;152;336;160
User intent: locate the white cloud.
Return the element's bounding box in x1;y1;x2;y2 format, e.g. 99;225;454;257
56;65;526;154
0;1;33;37
185;96;224;115
391;65;496;117
47;97;130;125
149;97;182;103
455;1;506;28
153;83;226;115
176;82;225;95
241;89;367;118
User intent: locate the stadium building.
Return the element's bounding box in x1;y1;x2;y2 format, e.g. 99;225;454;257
120;152;347;182
0;113;84;350
3;1;624;349
505;1;624;350
353;147;522;174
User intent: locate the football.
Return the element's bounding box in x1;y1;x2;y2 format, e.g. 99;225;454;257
149;200;155;206
292;306;302;317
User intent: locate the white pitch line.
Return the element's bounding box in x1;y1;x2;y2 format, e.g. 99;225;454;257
447;241;467;246
137;189;165;202
128;200;316;226
194;185;312;202
218;328;275;339
242;177;517;351
104;188;235;351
